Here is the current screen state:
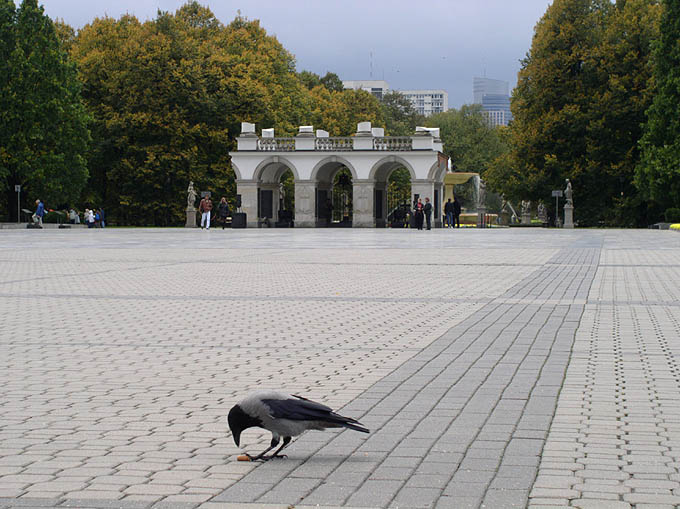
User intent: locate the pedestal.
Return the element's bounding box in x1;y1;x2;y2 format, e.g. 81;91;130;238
294;181;316;228
352;180;375;228
564;204;574;229
185;207;196;228
522;212;531;225
477;207;487;228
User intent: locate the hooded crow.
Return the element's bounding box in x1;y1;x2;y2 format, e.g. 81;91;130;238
227;390;369;461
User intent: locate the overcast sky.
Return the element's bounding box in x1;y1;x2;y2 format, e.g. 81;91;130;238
30;0;553;108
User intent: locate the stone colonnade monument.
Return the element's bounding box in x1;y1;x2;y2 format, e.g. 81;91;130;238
229;122;448;228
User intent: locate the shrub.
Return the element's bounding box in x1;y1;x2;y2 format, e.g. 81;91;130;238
664;208;680;223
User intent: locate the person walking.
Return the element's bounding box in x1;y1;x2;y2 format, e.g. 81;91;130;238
444;198;454;228
199;195;213;229
217;197;229;229
414;198;424;230
453;196;462;228
85;208;96;228
32;199;45;226
424;197;433;230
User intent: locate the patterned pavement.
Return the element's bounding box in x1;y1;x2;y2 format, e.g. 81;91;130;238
0;228;679;508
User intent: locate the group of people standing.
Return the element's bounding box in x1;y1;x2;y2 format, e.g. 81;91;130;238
198;195;230;229
82;208;105;228
412;196;462;230
413;197;433;230
444;197;462;228
31;199;105;228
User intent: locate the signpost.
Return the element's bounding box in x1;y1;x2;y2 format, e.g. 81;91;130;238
14;185;21;223
552;190;563;228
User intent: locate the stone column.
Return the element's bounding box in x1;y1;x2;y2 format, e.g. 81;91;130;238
352;180;375;228
564;203;574;229
411;180;434;205
434;182;444;228
294;180;316;228
236;180;259;228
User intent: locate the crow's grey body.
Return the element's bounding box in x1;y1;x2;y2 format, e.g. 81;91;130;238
228;390;369;461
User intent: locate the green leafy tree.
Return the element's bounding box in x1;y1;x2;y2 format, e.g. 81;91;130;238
636;0;680;219
0;0;89;221
298;70;322;90
298;70;344;93
428;104;507;173
306;86;383;136
588;0;661;225
380;91;424;136
71;4;312;225
489;0;660;226
319;72;343;92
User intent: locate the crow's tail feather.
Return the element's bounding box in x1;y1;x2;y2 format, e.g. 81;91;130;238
342;421;370;433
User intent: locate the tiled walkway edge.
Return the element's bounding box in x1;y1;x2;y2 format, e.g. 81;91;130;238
210;247;601;508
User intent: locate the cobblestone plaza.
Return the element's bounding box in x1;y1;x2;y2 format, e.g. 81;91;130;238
1;228;679;508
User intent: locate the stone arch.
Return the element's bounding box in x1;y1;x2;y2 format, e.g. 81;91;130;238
253;156;300;183
427;160;447;182
230;161;243;181
369;156;417;182
311;156;358;182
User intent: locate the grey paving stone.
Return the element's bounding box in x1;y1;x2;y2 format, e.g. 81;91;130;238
390;487;441;508
482;488;529;508
344;479;403;507
14;230;675;508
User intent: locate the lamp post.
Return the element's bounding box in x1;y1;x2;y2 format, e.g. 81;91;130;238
552;189;563;228
15;185;21;223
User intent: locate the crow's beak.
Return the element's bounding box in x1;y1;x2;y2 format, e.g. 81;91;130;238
233;431;241;447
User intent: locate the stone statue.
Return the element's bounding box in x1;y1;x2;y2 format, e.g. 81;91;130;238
565;179;573;206
538;201;548;223
478;179;487;208
520;199;532;225
185;181;197;228
187;181;197;208
521;200;531;215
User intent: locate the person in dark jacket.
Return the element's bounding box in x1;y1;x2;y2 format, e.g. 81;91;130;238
444;198;454;228
453;196;462;228
424;197;433;230
414;198;424;230
217;197;230;229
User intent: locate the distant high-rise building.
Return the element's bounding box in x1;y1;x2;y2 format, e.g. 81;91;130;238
473;77;512;126
342;80;448;117
342;80;390;100
481;94;512;126
400;90;448;116
473;77;508;104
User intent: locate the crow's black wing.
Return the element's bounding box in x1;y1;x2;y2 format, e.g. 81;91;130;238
262;395;368;432
262;395;333;421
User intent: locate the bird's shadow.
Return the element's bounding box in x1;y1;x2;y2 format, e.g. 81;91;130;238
254;452;379;466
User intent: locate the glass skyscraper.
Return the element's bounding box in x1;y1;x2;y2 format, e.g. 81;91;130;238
473;77;513;126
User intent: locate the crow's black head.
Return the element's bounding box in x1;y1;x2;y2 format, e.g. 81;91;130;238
228;404;263;447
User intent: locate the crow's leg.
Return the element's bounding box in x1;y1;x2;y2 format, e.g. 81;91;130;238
264;436;291;460
246;436;279;461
